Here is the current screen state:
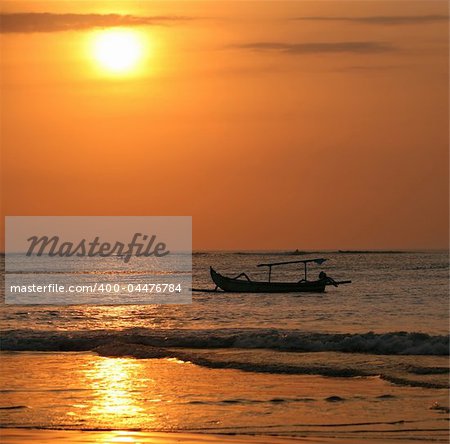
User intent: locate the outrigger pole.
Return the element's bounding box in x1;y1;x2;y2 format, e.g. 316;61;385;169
257;258;327;282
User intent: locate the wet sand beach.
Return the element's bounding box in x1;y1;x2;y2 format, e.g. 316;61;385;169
2;428;445;444
0;352;448;443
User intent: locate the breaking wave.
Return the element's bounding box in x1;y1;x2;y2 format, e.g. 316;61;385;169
1;328;447;355
1;328;448;389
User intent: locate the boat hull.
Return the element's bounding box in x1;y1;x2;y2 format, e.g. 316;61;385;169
210;268;326;293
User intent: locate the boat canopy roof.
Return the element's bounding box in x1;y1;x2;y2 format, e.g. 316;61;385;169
257;258;327;268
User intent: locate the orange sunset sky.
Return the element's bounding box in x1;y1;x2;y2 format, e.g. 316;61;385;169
1;1;449;250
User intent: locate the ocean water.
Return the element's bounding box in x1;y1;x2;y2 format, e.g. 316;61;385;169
0;251;449;441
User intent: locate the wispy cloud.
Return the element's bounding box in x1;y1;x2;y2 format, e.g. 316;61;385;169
335;64;406;73
294;15;449;25
231;41;395;55
0;13;191;33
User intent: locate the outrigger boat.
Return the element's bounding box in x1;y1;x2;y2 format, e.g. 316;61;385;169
209;258;351;293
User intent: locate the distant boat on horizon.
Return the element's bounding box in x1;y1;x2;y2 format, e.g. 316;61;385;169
291;249;309;255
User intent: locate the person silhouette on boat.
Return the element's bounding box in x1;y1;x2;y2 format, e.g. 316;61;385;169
319;271;338;287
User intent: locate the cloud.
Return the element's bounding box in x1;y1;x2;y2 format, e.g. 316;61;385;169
0;13;191;33
294;15;449;25
335;64;406;73
231;41;395;55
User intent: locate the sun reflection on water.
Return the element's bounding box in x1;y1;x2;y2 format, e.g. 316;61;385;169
85;357;154;425
103;432;140;443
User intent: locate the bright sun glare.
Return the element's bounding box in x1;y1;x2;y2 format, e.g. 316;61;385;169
92;29;145;74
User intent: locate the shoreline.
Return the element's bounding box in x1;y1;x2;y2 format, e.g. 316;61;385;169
1;428;446;444
1;353;447;443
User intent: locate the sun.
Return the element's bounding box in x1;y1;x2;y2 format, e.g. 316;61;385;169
91;29;145;75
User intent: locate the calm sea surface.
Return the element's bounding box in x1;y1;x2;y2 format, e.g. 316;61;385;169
1;251;449;441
